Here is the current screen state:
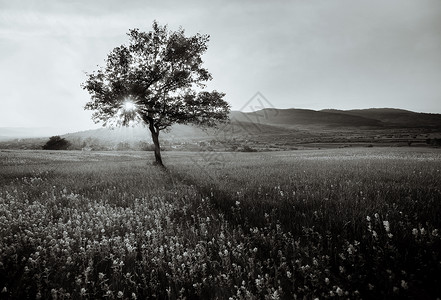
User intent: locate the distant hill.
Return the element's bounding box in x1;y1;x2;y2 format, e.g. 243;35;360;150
0;127;59;141
1;108;440;150
63;124;208;143
321;108;441;129
230;108;384;129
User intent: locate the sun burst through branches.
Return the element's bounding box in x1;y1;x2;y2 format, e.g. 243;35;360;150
122;99;137;112
119;98;139;125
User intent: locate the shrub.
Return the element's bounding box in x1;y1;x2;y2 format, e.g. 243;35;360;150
42;136;71;150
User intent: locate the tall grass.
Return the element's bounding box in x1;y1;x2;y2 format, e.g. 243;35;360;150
0;148;440;299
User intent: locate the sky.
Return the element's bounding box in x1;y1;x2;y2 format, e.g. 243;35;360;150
1;0;441;134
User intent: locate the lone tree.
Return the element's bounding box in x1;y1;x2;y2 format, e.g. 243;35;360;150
82;21;230;166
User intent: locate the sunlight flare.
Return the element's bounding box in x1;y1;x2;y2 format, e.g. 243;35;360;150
122;99;137;112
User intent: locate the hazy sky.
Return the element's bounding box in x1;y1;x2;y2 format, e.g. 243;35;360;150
1;0;441;133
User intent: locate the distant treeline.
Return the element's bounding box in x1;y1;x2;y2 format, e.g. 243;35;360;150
0;136;157;151
426;138;441;146
2;136;440;151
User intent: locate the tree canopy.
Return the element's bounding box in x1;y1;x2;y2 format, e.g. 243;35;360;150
82;21;230;166
42;136;70;150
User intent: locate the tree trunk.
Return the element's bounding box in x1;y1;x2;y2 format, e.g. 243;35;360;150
149;126;164;167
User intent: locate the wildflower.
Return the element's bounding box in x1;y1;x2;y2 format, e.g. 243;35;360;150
235;201;240;206
432;229;439;237
366;215;371;222
420;228;426;235
325;278;330;285
253;247;258;253
51;289;57;300
255;278;262;287
336;287;343;296
374;213;379;219
401;280;408;290
132;292;137;300
383;220;390;232
98;272;105;280
286;271;292;278
80;288;86;296
368;283;374;290
117;291;123;298
372;230;378;238
1;287;7;293
412;228;418;236
393;286;399;293
388;233;393;238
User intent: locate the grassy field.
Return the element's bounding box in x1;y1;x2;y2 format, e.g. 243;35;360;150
1;148;440;299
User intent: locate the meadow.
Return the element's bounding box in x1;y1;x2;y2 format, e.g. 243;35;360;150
0;148;440;299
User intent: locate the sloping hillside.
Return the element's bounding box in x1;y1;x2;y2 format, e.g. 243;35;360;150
231;108;384;128
321;108;441;128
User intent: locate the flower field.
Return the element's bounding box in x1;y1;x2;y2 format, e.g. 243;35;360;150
1;148;440;299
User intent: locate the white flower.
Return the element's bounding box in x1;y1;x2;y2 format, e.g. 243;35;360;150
401;280;408;290
383;220;390;232
412;228;418;236
366;216;371;222
336;287;343;296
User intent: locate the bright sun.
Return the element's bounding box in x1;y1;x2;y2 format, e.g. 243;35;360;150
122;100;137;111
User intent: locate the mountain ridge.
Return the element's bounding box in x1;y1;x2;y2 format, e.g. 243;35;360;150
1;107;440;149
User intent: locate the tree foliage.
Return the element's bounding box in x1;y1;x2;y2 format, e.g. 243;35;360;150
82;21;230;166
42;136;70;150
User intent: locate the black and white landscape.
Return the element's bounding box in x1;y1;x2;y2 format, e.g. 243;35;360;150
1;1;441;299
